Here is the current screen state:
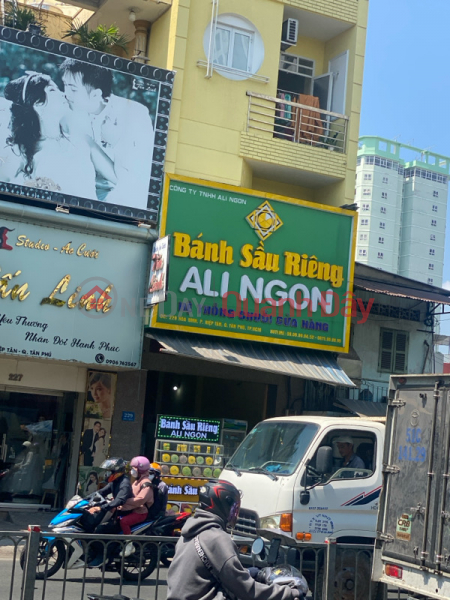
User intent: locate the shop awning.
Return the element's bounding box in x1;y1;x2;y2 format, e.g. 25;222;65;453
147;332;355;387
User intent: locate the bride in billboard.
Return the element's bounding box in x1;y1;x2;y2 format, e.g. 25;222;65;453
0;71;114;198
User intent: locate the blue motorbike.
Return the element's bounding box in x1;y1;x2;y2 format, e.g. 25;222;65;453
20;492;186;581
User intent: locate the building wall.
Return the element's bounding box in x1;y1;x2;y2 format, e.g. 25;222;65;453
355;159;403;273
148;0;368;208
351;291;434;396
399;174;447;286
355;136;450;285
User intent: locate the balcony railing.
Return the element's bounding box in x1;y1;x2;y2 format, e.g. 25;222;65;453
338;380;389;404
246;91;349;154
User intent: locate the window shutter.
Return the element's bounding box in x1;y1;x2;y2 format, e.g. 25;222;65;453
394;332;408;373
379;330;394;371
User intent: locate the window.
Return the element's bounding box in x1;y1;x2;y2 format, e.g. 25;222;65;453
379;329;408;373
433;191;439;197
380;207;386;214
362;203;370;211
305;429;376;487
359;249;367;257
359;233;368;241
214;25;252;71
430;249;435;256
363;189;371;196
364;173;372;181
361;219;369;226
231;421;319;476
377;252;383;259
381;192;387;199
430;234;436;241
203;14;264;81
429;264;434;270
432;205;438;212
378;237;384;244
380;222;385;229
431;220;437;226
382;176;388;184
428;278;434;284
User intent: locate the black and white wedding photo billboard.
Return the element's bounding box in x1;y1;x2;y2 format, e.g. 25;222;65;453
0;28;174;221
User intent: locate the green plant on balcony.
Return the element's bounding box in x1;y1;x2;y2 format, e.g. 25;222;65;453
2;0;47;35
323;131;340;151
63;22;130;55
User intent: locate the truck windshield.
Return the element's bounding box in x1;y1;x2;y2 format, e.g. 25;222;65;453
227;421;319;476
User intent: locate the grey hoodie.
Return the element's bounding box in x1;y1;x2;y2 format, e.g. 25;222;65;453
166;509;300;600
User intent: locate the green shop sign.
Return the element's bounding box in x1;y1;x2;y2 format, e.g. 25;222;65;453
149;176;356;352
156;415;221;442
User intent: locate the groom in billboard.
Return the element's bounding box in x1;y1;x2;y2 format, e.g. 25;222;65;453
60;59;154;209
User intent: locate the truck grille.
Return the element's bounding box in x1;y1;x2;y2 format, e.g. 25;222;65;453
234;509;259;536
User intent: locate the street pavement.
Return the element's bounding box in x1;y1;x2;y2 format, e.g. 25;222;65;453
0;545;168;600
0;509;167;599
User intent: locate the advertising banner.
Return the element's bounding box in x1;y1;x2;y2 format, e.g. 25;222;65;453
78;370;117;497
150;176;356;353
146;235;170;305
0;217;147;366
0;27;174;221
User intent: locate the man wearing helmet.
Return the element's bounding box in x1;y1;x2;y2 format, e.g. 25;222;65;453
86;457;133;567
167;480;304;600
116;456;154;557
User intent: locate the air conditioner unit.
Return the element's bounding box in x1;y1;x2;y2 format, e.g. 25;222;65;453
281;19;299;50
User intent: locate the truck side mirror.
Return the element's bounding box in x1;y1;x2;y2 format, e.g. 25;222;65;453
316;446;333;474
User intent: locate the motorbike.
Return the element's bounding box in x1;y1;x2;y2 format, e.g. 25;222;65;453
19;492;189;581
86;530;309;600
250;531;309;598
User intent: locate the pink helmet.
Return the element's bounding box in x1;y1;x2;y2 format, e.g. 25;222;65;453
130;456;150;474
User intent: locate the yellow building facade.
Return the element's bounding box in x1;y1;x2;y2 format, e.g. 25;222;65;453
40;0;368;209
147;0;368;207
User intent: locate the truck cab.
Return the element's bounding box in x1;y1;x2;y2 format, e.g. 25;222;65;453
221;416;385;545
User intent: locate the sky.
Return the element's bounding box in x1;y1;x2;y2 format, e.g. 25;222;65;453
359;0;450;335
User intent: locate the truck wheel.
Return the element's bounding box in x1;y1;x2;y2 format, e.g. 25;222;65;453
316;550;378;600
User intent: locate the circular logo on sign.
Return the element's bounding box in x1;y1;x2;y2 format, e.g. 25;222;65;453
95;354;105;364
76;276;117;320
410;410;419;427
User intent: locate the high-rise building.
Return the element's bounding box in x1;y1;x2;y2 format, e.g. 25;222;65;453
355;136;450;286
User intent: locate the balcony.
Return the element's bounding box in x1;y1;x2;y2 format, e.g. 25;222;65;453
279;0;359;25
59;0;172;39
241;91;349;184
337;380;389;404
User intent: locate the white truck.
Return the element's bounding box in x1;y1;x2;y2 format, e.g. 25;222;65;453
221;414;385;597
372;374;450;600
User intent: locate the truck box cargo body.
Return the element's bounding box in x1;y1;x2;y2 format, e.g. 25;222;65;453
373;375;450;599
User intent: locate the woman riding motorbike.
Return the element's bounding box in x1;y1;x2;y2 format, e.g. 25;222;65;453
117;456;154;557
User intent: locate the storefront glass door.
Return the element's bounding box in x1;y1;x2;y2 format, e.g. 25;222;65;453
0;391;75;505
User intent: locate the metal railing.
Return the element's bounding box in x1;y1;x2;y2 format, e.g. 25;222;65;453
0;529;407;600
246;91;349;154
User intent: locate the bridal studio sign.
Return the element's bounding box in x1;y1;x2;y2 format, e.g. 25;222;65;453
0;27;174;222
0;217;147;366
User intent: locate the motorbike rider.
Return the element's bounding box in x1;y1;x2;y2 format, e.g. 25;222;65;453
86;457;133;567
116;456;154;558
147;462;169;519
167;480;306;600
